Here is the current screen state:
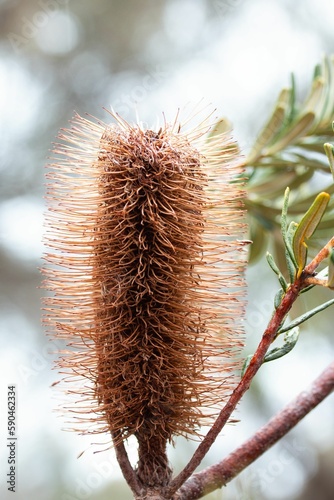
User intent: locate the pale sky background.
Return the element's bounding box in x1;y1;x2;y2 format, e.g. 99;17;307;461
0;1;334;499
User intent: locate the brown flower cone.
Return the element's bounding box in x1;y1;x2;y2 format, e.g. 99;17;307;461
42;110;247;490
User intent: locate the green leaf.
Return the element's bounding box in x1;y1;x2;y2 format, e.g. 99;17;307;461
278;297;334;334
246;89;290;164
264;327;299;363
292;192;330;276
266;252;281;275
278;274;288;292
281;187;290;242
285;252;297;284
324;142;334;181
263;111;315;156
241;327;300;377
285;221;299;278
237;57;334;263
274;289;285;309
281;189;299;275
319;56;334;127
303;76;326;126
266;252;288;291
286;72;296;125
241;354;252;378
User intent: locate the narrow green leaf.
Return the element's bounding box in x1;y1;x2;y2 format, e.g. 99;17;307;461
292;154;331;173
264;328;299;362
299;138;334;154
285;249;297;283
278;298;334;334
241;354;252;378
242;328;300;375
319;56;334;126
281;188;298;274
274;289;285;309
286;72;296;125
248;170;298;197
264;111;315;156
281;187;290;242
246;90;289;164
285;221;299;276
278;274;288;292
324;142;334;181
293;192;330;276
266;252;288;291
313;62;322;79
303;76;325;124
266;252;281;276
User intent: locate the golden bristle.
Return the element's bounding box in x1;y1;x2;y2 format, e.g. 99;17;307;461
42;109;247;487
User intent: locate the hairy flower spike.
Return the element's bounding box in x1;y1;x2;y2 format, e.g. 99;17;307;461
42;110;247;488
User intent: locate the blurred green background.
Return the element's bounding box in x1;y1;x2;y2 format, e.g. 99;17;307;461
0;0;333;499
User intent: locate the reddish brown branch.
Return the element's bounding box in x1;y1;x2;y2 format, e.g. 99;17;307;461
177;360;334;499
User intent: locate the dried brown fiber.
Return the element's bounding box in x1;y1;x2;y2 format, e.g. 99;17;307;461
42;109;247;486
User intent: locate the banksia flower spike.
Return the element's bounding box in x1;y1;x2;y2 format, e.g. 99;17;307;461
42;109;247;491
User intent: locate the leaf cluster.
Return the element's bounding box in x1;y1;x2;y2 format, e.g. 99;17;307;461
242;187;334;374
243;55;334;263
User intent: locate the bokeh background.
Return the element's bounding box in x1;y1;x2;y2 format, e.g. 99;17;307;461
1;0;334;499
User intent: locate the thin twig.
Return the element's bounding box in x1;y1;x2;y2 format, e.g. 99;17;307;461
112;433;143;497
177;360;334;499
